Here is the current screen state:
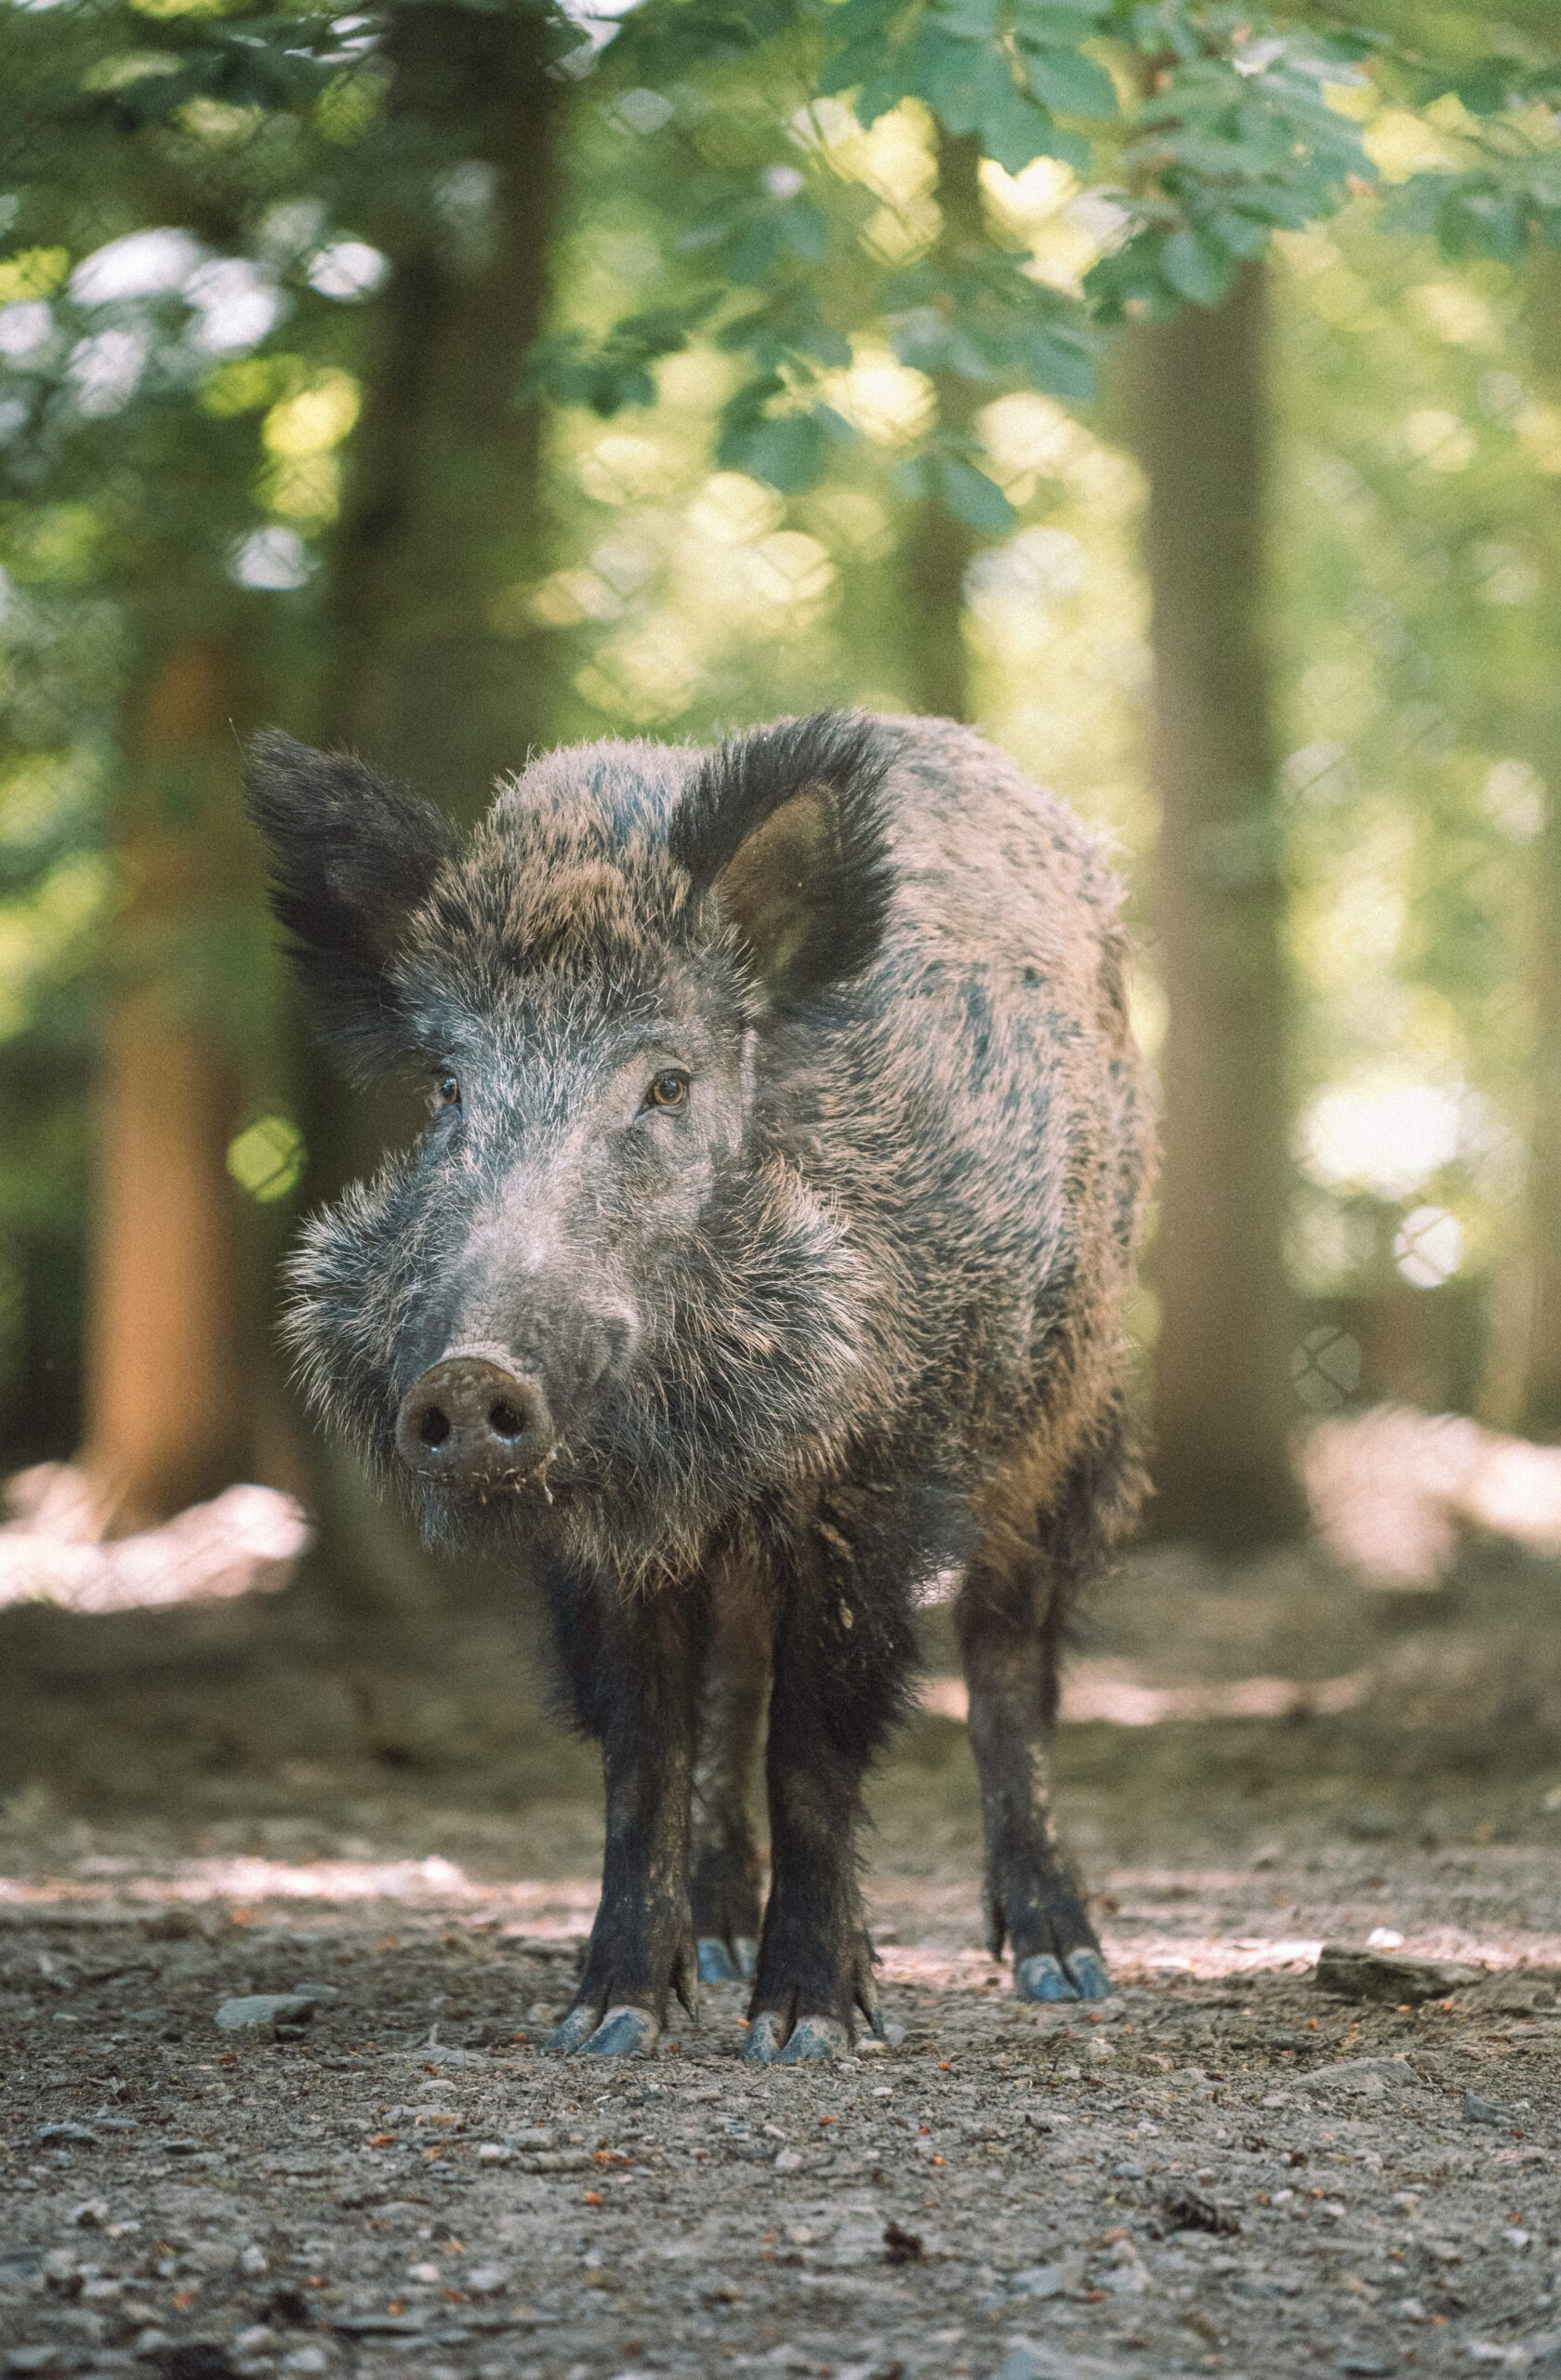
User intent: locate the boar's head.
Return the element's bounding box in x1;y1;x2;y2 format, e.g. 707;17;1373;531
245;715;899;1583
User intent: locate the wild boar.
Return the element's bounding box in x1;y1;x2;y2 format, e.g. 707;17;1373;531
246;710;1151;2061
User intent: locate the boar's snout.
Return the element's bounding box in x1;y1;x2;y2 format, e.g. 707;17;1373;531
394;1347;555;1490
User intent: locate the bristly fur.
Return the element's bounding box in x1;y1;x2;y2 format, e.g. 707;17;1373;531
243;729;455;1081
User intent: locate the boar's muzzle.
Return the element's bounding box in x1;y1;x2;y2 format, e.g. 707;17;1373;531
394;1346;555;1491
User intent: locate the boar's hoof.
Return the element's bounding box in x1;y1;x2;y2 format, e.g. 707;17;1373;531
697;1936;759;1984
549;2003;660;2057
1015;1948;1111;2003
777;2015;854;2064
743;2011;853;2065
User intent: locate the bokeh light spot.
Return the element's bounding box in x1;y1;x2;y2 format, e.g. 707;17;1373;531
227;1117;305;1204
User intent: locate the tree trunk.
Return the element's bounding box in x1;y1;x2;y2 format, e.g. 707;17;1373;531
1127;262;1304;1547
1514;245;1561;1436
324;0;561;805
82;636;253;1530
285;3;563;1609
900;129;982;725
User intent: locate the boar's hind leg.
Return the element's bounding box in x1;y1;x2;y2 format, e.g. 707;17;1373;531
958;1413;1137;2005
958;1550;1107;2003
693;1565;770;1984
540;1564;706;2057
744;1527;917;2065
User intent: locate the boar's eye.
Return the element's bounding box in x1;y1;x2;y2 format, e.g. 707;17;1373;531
436;1072;461;1108
642;1069;690;1113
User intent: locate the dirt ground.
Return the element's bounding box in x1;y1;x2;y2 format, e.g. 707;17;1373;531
5;1539;1561;2380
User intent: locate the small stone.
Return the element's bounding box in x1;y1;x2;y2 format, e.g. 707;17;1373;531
278;2354;328;2377
463;2267;509;2295
1314;1945;1477;2004
1462;2092;1521;2128
148;2346;241;2380
141;1908;203;1941
1303;2056;1420;2100
6;2352;72;2378
774;2148;803;2173
34;2123;97;2146
1008;2254;1085;2300
214;1995;318;2034
239;2247;269;2280
992;2339;1133;2380
326;2317;426;2339
1112;2160;1144;2180
69;2202;108;2230
1161;2186;1240;2237
1100;2239;1150;2294
232;2333;279;2359
258;2288;311;2331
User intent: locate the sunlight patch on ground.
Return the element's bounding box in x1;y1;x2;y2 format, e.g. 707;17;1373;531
920;1665;1372;1726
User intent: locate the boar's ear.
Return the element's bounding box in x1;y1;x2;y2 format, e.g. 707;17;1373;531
671;712;894;1009
244;730;455;1075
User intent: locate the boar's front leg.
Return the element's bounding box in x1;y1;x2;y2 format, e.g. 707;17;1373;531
744;1521;916;2065
541;1564;706;2057
957;1550;1108;2003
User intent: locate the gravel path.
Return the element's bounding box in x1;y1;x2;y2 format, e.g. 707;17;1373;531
5;1542;1561;2379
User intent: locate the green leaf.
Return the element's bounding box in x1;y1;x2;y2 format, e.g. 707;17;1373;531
929;0;1000;43
1160;226;1237;308
1012;322;1094;403
1083;230;1182;324
1204;206;1270;261
1438;186;1528;267
933;455;1017;532
718;407;837;493
1013;0;1113;33
1016;40;1118;120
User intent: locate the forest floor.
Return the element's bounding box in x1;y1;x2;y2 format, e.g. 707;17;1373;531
4;1539;1561;2380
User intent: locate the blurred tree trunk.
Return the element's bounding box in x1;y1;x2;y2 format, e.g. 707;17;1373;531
82;634;253;1530
1515;245;1561;1436
288;1;562;1608
1127;262;1304;1548
901;129;982;725
324;0;561;802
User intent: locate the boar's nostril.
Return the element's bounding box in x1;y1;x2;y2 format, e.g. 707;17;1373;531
489;1399;526;1440
417;1407;452;1449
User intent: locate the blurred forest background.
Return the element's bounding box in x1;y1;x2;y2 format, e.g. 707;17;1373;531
3;0;1561;1613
